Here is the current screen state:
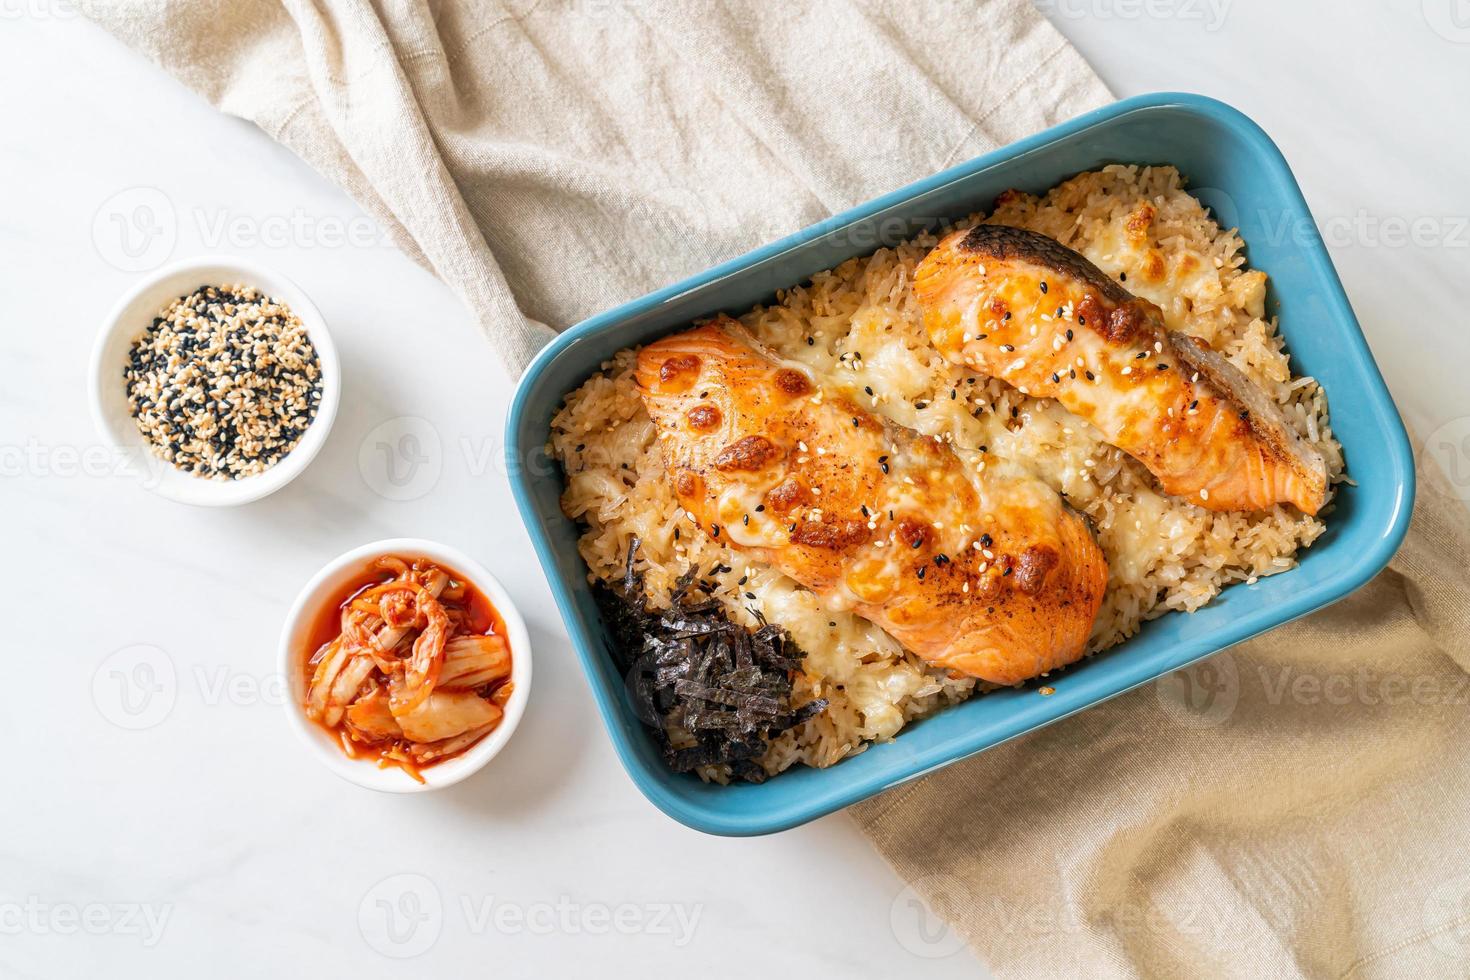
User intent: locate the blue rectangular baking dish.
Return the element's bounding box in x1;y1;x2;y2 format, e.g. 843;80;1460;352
506;92;1415;836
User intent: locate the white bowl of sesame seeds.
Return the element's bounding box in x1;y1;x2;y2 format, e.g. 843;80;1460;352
89;257;340;506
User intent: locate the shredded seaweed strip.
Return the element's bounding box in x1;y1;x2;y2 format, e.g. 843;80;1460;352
593;538;828;783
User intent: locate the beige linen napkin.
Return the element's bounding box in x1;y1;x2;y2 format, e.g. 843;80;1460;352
855;458;1470;978
83;0;1108;375
85;1;1470;975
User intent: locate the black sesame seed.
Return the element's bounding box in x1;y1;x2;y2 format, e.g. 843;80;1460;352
1039;281;1049;294
917;566;926;580
123;284;320;480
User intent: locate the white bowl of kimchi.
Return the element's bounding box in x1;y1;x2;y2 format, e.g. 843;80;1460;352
279;538;532;792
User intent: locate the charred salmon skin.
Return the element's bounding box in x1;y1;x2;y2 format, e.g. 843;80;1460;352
915;224;1328;514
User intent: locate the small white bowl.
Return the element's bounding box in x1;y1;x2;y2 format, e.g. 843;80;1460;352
89;256;341;506
279;538;532;793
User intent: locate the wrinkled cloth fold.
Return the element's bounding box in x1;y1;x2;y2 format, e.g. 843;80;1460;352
84;0;1108;375
853;457;1470;978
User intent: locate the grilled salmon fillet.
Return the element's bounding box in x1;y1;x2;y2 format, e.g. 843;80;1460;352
634;317;1108;686
915;225;1328;515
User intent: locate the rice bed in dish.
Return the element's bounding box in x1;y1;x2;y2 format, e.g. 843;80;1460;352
550;165;1344;782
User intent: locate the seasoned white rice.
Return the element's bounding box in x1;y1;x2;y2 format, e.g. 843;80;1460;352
550;166;1344;781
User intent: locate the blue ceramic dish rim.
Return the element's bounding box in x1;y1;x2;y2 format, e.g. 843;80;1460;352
506;91;1416;835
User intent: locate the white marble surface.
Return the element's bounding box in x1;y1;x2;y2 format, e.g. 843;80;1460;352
2;3;1467;977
